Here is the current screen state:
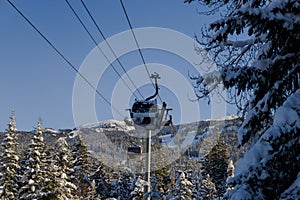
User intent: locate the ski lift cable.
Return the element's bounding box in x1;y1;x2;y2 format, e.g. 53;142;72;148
7;0;125;119
80;0;145;100
65;0;139;100
119;0;163;103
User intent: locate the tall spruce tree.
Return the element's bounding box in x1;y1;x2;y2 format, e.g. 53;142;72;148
18;119;48;199
203;137;230;197
90;162;111;199
108;170;134;199
152;147;174;199
119;170;135;199
0;110;21;200
198;174;218;200
167;170;196;200
185;0;300;199
72;135;92;198
39;144;60;199
49;137;77;199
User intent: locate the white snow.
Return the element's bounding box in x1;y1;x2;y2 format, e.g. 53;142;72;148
79;119;135;132
68;130;79;138
236;89;300;175
43;128;59;134
231;89;300;198
159;131;197;149
235;141;270;175
230;185;253;200
273;93;300;128
28;179;34;185
191;132;204;146
61;173;67;179
159;134;174;146
180;131;196;149
227;38;255;48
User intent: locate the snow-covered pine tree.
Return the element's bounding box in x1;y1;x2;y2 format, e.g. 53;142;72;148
152;166;173;199
108;170;135;200
279;171;300;200
72;135;93;198
0;110;21;200
225;159;235;196
88;180;99;200
168;156;203;199
198;174;218;200
130;176;148;200
151;147;174;199
18;119;49;199
38;144;61;200
203;137;230;197
167;170;195;200
185;0;300;199
228;91;300;199
48;137;77;199
90;163;111;199
108;172;120;198
118;170;135;199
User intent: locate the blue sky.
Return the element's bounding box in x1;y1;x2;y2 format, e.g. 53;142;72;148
0;0;235;131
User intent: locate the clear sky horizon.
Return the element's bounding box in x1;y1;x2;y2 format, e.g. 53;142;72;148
0;0;236;131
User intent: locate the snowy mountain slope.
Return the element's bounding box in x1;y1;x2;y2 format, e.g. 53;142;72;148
80;119;135;133
72;116;242;173
0;116;242;175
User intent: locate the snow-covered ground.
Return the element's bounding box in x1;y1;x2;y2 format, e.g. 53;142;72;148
159;134;174;146
160;130;204;148
180;131;196;148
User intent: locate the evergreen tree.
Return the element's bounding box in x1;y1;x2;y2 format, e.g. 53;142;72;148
186;0;300;198
203;137;230;196
47;137;77;199
87;180;101;200
167;170;195;200
0;111;21;200
90;163;111;199
152;147;174;199
39;145;60;200
118;170;135;199
108;170;135;200
225;159;235;197
18;119;49;199
130;176;148;200
72;135;92;198
152;166;173;199
198;174;218;200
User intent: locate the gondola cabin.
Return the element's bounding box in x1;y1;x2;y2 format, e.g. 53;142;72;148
128;145;142;154
130;99;159;126
127;72;171;129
